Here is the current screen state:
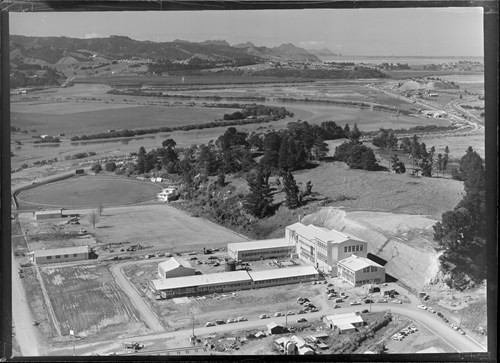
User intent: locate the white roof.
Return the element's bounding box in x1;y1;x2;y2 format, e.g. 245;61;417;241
227;238;293;252
158;257;194;272
34;210;61;215
34;245;89;257
338;255;384;272
150;270;251;291
248;265;318;282
286;222;365;244
325;312;364;326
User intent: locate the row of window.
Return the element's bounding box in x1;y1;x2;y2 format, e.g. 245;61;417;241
344;245;364;253
45;253;79;260
240;248;292;257
356;278;382;286
317;252;328;263
162;275;316;294
362;266;378;273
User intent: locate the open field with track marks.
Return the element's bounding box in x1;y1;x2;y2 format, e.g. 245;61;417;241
16;175;162;209
38;263;147;339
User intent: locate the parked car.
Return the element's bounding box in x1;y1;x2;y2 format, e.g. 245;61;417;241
237;317;247;322
458;329;466;335
286;311;295;316
309;307;319;312
297;310;306;314
364;299;374;304
376;299;388;303
227;318;236;324
274;312;284;317
297;297;304;302
417;305;427;310
297;318;308;323
215;320;225;325
259;314;269;319
333;304;341;309
350;301;362;306
429;308;436;313
392;299;402;304
205;322;216;327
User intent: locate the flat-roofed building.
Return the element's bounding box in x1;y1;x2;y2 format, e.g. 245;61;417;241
248;265;319;288
323;312;364;333
337;254;385;286
149;265;320;299
227;238;295;261
285;222;368;275
158;257;195;279
150;270;253;298
34;209;62;220
31;245;89;264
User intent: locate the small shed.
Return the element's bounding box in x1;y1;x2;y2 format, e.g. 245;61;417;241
267;322;288;335
34;210;62;220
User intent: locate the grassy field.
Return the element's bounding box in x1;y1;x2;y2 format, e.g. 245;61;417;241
38;263;146;339
16;175;162;209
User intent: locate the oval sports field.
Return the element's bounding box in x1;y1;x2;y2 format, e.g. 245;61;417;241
16;175;163;209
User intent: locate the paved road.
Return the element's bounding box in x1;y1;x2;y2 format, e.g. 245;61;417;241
47;299;486;356
109;262;165;332
11;255;44;356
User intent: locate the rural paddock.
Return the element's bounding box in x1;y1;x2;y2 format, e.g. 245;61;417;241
16;175;162;209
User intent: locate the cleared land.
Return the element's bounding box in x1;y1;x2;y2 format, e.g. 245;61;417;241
38;262;147;340
17;175;162;209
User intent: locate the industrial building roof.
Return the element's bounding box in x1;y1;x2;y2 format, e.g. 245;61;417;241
227;238;294;252
33;245;89;257
286;222;365;245
325;312;364;326
248;265;318;281
150;270;252;291
338;255;384;272
34;210;62;215
158;257;194;272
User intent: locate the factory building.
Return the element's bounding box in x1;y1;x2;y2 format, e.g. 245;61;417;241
158;257;196;279
337;255;385;286
227;238;296;261
149;266;319;299
30;246;89;264
285;222;368;275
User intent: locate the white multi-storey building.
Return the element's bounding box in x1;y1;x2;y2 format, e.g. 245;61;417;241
285;222;368;274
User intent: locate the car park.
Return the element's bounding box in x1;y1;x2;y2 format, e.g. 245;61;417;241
205;322;216;327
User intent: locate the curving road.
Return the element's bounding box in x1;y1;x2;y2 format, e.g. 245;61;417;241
109;261;165;332
47;299;486;356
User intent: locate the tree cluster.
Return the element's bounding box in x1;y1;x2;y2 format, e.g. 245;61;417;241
334;141;380;171
433;147;486;289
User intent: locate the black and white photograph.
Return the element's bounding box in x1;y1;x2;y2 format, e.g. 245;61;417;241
1;2;496;359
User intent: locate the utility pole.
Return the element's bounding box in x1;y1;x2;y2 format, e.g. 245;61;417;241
458;308;465;329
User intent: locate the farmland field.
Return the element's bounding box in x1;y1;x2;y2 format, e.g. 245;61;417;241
16;175;162;209
38;263;146;339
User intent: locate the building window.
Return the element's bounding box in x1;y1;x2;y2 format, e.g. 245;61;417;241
73;254;77;257
344;247;348;253
55;255;61;259
355;246;359;252
360;246;363;251
64;254;69;258
46;256;52;260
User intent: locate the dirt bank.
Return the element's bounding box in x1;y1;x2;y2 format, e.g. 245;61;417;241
302;207;440;291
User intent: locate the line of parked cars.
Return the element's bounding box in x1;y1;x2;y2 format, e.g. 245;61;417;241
205;317;247;327
391;325;418;341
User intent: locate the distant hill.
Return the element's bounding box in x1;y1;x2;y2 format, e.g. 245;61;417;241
9;35;321;65
307;48;343;57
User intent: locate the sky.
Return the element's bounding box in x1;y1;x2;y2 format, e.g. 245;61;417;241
10;8;484;56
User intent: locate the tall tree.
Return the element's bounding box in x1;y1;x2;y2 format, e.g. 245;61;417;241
136;146;147;174
282;170;301;209
244;167;274;218
391;154;406;174
349;123;362;142
442;146;450;177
